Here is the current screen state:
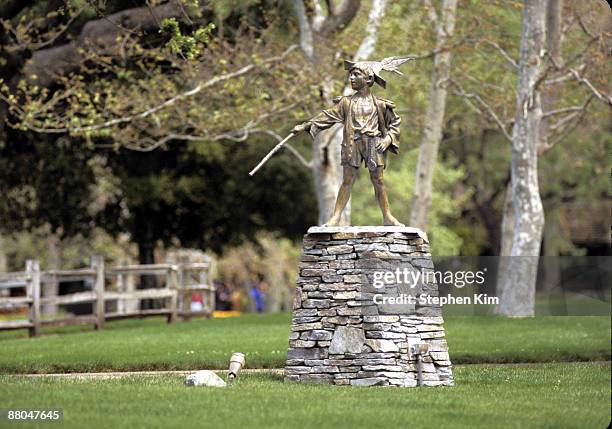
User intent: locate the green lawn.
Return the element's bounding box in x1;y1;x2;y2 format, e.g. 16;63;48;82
0;314;609;373
1;363;609;429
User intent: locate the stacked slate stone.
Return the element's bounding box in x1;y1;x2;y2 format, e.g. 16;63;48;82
285;226;454;387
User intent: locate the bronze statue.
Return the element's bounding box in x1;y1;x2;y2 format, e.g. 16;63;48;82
250;56;412;227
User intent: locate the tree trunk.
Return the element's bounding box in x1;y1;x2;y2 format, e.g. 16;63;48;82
313;124;345;225
474;198;502;255
409;0;458;231
0;234;6;273
312;0;388;226
495;182;513;302
1;1;191;141
137;234;159;310
498;183;515;258
20;1;189;88
0;234;6;300
538;0;564;150
293;0;386;226
499;0;562;233
496;0;546;317
497;0;561;312
138;237;157;289
541;208;563;311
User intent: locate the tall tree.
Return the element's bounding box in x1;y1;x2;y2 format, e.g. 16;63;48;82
292;0;361;225
99;139;316;263
0;1;319;264
409;0;458;231
0;234;6;272
496;0;611;315
498;0;564;260
496;0;547;317
324;0;390;225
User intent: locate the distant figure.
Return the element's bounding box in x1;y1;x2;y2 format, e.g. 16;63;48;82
214;280;233;311
250;275;269;313
190;293;203;311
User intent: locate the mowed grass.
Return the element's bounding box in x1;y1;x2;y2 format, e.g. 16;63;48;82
0;363;610;429
0;314;609;373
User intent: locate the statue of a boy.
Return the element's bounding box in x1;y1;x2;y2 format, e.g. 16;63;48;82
292;58;409;226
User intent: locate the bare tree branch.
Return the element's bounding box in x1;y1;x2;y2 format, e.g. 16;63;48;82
207;102;300;142
12;45;299;134
97;100;302;150
19;0;192;88
352;0;388;62
422;0;439;31
557;32;603;70
292;0;314;60
341;0;388;98
560;11;577;36
4;5;86;52
481;40;518;69
392;36;469;64
542;96;594;118
535;32;603;92
117;127;313;169
547;95;594;133
543;63;586;85
318;0;361;35
312;1;327;32
575;10;598;39
449;78;513;142
458;69;513;93
539;96;594;155
569;68;612;105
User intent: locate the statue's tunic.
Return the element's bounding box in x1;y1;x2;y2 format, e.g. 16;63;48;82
308;94;401;171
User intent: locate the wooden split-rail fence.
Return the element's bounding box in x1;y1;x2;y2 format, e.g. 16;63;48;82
0;256;215;337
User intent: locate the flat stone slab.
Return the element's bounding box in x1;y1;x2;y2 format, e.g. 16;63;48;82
307;226;428;242
185;370;227;387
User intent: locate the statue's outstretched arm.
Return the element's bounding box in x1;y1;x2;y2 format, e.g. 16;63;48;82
292;98;346;138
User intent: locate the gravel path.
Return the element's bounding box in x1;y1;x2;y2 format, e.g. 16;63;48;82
6;362;608;380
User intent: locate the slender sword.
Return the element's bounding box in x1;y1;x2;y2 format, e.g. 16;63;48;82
248;132;296;176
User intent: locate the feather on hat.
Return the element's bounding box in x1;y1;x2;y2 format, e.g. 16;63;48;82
344;56;415;89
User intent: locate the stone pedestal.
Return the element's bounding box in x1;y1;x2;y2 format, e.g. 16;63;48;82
285;226;454;387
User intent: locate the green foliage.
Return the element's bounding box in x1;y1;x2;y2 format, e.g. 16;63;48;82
160;18;216;60
0;314;609;371
2;362;612;429
210;0;266;21
0;135;96;238
214;232;301;310
99;136;316;255
351;149;465;255
2;227;136;272
0;0;609;263
0;363;610;429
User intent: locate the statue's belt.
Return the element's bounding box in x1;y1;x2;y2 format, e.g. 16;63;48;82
353;131;380;141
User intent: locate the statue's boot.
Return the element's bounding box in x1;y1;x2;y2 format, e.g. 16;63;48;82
383;214;404;226
323;214;342;227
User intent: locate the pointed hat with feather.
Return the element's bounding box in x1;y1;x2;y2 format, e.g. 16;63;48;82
344;56;415;89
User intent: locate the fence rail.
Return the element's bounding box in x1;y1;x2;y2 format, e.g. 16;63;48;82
0;256;215;337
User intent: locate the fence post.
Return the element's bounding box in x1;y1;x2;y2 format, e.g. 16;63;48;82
178;265;191;321
116;273;125;314
204;266;215;318
26;260;41;337
91;255;105;330
167;267;178;323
